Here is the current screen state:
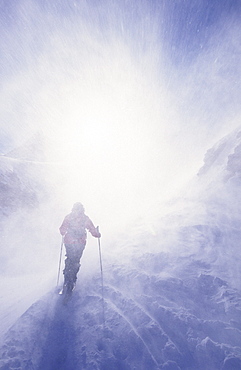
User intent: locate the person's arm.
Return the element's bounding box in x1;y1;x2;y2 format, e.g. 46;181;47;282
85;216;101;238
59;215;69;236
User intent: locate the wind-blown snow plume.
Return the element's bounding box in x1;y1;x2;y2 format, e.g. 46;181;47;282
1;0;241;232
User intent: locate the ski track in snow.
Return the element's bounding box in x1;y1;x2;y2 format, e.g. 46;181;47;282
104;284;184;361
37;295;78;370
103;296;161;368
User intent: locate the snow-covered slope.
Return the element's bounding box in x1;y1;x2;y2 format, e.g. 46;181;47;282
1;256;241;370
1;127;241;369
0;141;64;344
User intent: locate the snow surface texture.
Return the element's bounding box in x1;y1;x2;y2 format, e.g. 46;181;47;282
1;128;241;369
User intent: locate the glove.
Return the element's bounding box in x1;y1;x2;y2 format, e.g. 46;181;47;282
95;226;101;238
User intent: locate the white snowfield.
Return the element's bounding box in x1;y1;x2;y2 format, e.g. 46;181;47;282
1;127;241;369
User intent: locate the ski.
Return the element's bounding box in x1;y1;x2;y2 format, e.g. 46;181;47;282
59;281;75;304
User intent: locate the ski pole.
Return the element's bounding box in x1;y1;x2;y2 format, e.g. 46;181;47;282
97;226;105;326
56;237;64;288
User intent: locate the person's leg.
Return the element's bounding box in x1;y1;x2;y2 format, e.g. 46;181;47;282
63;243;85;287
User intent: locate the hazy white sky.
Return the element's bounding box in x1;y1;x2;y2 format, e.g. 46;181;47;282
1;0;241;231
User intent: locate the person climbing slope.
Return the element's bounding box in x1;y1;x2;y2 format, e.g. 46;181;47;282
59;202;101;294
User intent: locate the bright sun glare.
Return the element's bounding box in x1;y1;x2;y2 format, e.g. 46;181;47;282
36;27;177;230
2;1;222;234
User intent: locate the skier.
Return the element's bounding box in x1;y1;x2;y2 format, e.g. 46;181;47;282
59;202;101;293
